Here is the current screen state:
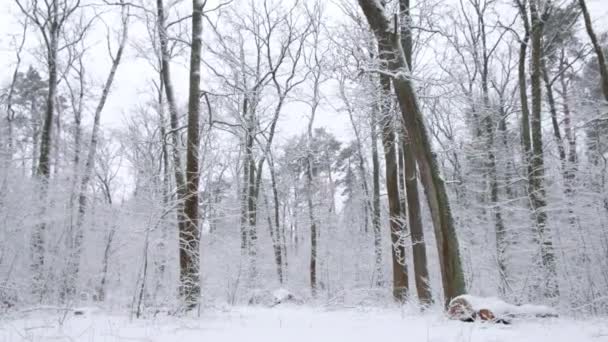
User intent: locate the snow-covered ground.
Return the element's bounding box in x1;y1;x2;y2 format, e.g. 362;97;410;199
1;306;607;342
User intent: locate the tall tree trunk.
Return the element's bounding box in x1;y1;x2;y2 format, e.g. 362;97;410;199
268;156;283;284
559;70;577;168
477;4;507;294
306;149;317;297
529;0;558;300
370;97;384;287
156;0;188;260
246;135;257;283
31;6;59;299
240;98;251;254
578;0;608;102
180;0;203;310
378;75;408;301
516;0;533;176
542;65;567;165
307;86;320;298
343;85;372;234
399;0;433;305
358;0;466;305
403;137;432;304
65;9;128;299
156;72;170;299
400;0;432;305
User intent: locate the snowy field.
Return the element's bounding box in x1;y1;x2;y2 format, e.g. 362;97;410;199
1;306;607;342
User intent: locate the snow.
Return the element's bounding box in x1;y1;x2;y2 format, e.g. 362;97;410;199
272;288;294;303
1;306;606;342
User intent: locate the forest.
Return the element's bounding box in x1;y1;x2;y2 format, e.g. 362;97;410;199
0;0;608;340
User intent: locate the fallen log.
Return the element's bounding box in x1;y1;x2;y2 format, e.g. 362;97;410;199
447;295;558;324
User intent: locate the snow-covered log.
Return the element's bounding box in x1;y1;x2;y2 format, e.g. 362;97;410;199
447;295;558;323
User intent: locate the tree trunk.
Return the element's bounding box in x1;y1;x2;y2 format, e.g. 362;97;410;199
516;0;533;175
477;5;507;295
156;73;170;300
180;0;203;310
306;153;317;297
578;0;608;102
370;96;384;287
378;75;408;301
399;0;432;305
529;0;558;300
64;9;128;299
542;65;567;165
358;0;465;305
156;0;188;261
268;156;284;284
31;8;59;299
343;88;372;234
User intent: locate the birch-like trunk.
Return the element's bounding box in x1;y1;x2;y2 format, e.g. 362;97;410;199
65;8;128;299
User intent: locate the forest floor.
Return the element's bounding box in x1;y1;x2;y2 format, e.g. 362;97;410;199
0;305;607;342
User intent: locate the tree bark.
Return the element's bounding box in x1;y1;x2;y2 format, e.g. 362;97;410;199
515;0;533;174
578;0;608;102
358;0;466;305
268;156;283;284
30;5;59;299
156;0;188;257
476;1;507;295
542;65;567;165
370;95;384;287
529;0;558;300
63;7;128;300
378;75;408;301
180;0;203;310
400;0;432;305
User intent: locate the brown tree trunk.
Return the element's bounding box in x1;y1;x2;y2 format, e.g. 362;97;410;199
578;0;608;102
515;0;533;174
400;0;433;305
268;156;284;284
156;0;188;258
542;65;567;165
370;96;384;287
529;0;558;300
180;0;203;310
30;2;60;299
378;75;408;301
358;0;466;305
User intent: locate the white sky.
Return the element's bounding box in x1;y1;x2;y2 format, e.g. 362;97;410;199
1;0;607;144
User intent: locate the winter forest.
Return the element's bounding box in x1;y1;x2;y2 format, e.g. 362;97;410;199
1;0;608;340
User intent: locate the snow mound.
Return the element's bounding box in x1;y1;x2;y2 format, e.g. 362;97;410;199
248;288;301;307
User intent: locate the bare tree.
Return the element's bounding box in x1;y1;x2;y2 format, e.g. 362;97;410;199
14;0;82;299
64;1;129;300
